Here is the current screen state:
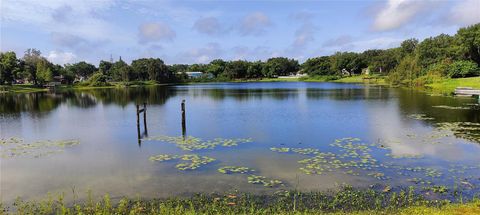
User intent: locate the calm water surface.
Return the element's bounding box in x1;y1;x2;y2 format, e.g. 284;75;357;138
1;82;480;203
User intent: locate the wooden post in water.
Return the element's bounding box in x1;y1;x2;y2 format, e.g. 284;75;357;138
181;100;186;139
136;103;148;146
143;102;148;136
136;104;141;145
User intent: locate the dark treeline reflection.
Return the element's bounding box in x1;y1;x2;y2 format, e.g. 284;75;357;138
306;86;391;101
397;89;480;143
0;86;175;116
173;88;301;101
0;93;63;115
172;84;391;101
397;89;480;123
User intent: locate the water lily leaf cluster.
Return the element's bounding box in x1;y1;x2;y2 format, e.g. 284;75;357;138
436;122;480;143
218;166;255;174
386;153;424;159
432;105;471;110
247;175;283;187
407;114;434;120
143;135;252;151
149;154;215;171
0;137;80;158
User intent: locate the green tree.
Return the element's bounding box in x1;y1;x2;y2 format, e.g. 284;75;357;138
0;51;19;84
246;61;264;79
456;23;480;65
387;55;421;86
131;58;170;82
206;59;226;78
331;52;365;75
111;59;132;82
23;48;43;85
400;38;419;57
301;56;334;76
263;57;299;78
224;60;249;79
416;34;458;68
36;58;53;84
67;61;97;79
99;60;113;76
447;60;479;78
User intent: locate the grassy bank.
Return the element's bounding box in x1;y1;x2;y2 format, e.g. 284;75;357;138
426;77;480;94
4;187;479;214
0;84;49;94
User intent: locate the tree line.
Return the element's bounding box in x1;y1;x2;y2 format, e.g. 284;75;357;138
1;23;479;86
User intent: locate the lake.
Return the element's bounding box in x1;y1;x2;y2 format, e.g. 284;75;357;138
1;82;480;203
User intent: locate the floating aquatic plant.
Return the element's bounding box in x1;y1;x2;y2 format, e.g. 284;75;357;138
149;154;215;171
270;147;290;153
386;153;424;159
0;137;80;158
149;154;179;162
432;105;470;110
423;185;448;194
218;166;255;174
407;114;434;120
435;122;480;143
247;175;283;187
143;135;252;151
270;147;320;155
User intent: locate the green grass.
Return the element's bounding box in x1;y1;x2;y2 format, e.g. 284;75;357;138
3;187;479;215
426;77;480;94
0;84;48;94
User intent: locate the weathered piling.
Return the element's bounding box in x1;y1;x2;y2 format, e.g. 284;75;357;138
143;102;148;135
181;100;186;139
136;103;148;146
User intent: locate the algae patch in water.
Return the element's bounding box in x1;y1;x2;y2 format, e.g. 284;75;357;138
143;135;252;151
0;137;80;158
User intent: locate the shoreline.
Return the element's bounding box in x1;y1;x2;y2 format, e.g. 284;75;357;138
1;76;479;96
4;187;479;214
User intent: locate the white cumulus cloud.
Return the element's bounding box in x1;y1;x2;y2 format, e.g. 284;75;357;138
373;0;436;31
46;50;77;65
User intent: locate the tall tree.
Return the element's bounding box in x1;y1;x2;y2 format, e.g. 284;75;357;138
301;56;333;76
66;61;97;79
456;23;480;66
131;58;170;82
416;34;458;68
23;48;43;85
0;51;18;84
263;57;299;77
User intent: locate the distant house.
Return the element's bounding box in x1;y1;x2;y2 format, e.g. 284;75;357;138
341;69;351;76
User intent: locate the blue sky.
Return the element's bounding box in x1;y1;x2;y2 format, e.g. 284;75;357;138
1;0;479;65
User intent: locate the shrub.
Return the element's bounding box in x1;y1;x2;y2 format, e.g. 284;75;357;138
447;60;479;78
